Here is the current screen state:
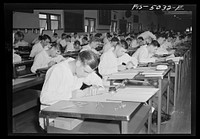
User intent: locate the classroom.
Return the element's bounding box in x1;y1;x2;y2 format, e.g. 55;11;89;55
6;3;195;135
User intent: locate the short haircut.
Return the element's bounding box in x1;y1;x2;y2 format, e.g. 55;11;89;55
42;34;51;42
49;42;59;49
66;35;71;39
82;36;88;41
111;37;119;42
78;50;99;70
107;34;112;38
149;40;160;47
125;38;132;42
74;40;81;46
137;37;144;41
61;33;67;38
15;31;24;38
120;40;128;49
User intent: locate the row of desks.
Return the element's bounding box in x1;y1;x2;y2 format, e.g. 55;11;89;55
12;47;190;134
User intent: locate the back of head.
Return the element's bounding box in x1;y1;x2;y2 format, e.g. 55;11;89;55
149;40;160;47
78;50;99;70
120;40;128;49
111;37;119;42
42;34;52;42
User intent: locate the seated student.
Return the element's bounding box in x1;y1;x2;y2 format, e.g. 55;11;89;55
39;50;103;129
98;40;137;76
117;40;138;69
13;31;29;48
31;35;43;45
132;40;160;64
71;32;80;42
30;34;51;58
81;36;89;46
81;37;101;56
59;34;72;50
51;33;60;43
125;37;132;48
31;42;65;73
73;40;81;51
13;49;22;63
103;32;112;45
102;36;119;53
137;30;157;41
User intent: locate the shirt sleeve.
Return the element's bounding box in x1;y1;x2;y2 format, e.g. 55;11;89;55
98;53;118;76
138;49;156;63
83;72;103;87
40;66;72;105
31;53;47;73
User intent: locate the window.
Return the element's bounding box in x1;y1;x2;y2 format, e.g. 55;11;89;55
39;13;61;34
85;18;96;33
127;22;131;34
110;20;117;33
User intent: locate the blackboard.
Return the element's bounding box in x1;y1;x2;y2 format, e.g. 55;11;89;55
64;11;84;32
133;15;139;23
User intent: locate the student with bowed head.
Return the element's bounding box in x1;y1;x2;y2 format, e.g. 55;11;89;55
39;50;104;129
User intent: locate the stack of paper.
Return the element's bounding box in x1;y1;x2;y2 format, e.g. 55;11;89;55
141;70;164;77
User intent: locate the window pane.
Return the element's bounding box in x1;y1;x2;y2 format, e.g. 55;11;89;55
39;20;47;29
39;14;47;19
85;19;89;26
51;21;58;30
85;26;88;32
50;15;58;20
90;20;94;27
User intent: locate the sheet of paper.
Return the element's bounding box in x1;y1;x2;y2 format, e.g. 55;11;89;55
106;87;159;102
70;89;121;103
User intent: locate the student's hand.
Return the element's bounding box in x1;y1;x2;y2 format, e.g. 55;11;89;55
126;61;135;69
118;65;126;71
71;89;85;99
48;61;57;67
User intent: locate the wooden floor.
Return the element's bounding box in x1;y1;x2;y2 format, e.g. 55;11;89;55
10;66;192;135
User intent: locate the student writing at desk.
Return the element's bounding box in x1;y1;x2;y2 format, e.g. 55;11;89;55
39;50;103;129
13;31;29;48
132;40;160;64
29;34;51;58
98;38;138;76
31;42;65;73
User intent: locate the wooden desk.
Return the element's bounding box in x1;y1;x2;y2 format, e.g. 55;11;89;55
13;76;45;93
107;67;171;133
40;100;151;134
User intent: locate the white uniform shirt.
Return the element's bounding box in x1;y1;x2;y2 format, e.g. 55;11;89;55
39;58;103;128
130;39;138;48
132;45;156;63
137;31;157;40
98;47;118;76
102;41;112;53
64;42;75;52
81;44;99;55
31;50;65;73
117;53;138;68
13;40;29;48
30;42;46;58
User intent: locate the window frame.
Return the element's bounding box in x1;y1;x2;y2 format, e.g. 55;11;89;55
85;17;96;33
39;13;61;31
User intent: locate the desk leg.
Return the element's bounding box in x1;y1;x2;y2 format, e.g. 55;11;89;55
167;72;170;114
157;79;162;134
44;116;49;131
147;99;152;134
121;121;128;134
174;64;178;111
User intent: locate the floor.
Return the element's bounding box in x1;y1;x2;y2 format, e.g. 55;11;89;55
9;65;192;135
